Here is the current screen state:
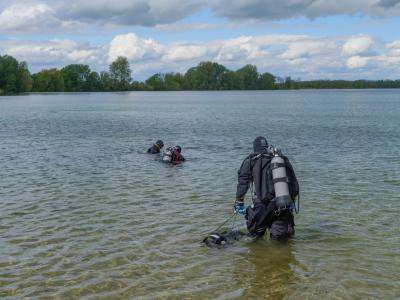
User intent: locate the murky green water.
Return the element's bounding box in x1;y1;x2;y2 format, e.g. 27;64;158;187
0;91;399;299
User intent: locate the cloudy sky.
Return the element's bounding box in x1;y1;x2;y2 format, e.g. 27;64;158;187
1;0;400;80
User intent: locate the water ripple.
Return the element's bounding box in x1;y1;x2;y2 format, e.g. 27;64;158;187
0;91;399;299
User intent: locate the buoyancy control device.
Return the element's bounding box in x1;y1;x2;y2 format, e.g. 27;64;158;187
251;146;299;211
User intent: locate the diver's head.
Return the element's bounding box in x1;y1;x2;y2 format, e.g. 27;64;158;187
174;145;182;153
155;140;164;149
253;136;268;153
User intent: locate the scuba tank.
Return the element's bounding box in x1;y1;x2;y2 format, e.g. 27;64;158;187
162;147;173;162
162;146;183;163
270;148;293;210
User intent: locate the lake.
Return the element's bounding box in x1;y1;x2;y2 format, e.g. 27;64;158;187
0;90;399;299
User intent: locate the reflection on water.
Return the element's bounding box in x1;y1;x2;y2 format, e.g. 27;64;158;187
0;91;399;299
238;241;299;299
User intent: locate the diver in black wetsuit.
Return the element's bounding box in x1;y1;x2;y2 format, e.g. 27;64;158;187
234;136;299;241
147;140;164;154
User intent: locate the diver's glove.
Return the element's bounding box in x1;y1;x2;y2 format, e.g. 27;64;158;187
234;200;246;215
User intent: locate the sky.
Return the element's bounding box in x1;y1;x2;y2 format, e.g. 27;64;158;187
1;0;400;80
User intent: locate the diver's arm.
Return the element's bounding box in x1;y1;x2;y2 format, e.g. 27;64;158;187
236;158;252;201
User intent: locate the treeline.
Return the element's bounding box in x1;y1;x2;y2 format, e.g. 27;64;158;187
1;53;400;95
143;63;275;90
280;79;400;89
31;56;132;93
1;55;133;95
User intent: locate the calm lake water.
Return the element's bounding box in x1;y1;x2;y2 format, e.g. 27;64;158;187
0;90;399;299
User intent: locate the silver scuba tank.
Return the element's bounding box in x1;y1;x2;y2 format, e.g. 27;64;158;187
271;150;292;209
162;148;173;162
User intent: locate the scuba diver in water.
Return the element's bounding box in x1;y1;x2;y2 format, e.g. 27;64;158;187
234;136;299;241
162;145;185;164
147;140;164;154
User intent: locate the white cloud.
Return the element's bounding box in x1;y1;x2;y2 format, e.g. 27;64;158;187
342;36;374;56
1;39;103;68
67;49;99;62
280;40;335;60
162;45;208;62
346;55;370;68
2;0;400;34
155;23;218;32
211;0;400;21
2;32;400;80
0;3;57;31
385;40;400;58
107;33;163;63
106;33;400;79
57;0;204;26
214;36;269;62
385;40;400;49
0;0;204;33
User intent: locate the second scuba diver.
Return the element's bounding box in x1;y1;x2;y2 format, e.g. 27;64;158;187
162;145;185;164
234;136;299;241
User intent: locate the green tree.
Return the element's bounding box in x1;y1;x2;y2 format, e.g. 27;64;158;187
0;55;18;94
257;72;275;90
17;62;33;92
131;81;148;91
184;61;228;90
164;73;183;90
284;76;293;89
0;55;33;95
235;64;259;90
100;71;113;91
86;71;101;91
220;71;240;90
145;73;165;91
61;64;91;92
32;69;64;92
109;56;132;90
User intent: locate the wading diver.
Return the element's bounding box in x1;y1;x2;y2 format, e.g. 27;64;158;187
234;136;299;241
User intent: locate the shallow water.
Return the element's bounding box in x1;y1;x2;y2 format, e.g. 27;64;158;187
0;90;399;299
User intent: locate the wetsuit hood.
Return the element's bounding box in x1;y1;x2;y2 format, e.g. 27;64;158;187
253;136;268;153
155;140;164;148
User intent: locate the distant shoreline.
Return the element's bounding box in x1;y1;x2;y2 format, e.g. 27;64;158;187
3;87;400;97
1;54;400;95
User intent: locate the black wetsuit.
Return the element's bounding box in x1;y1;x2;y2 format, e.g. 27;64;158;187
147;144;161;154
236;151;297;240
